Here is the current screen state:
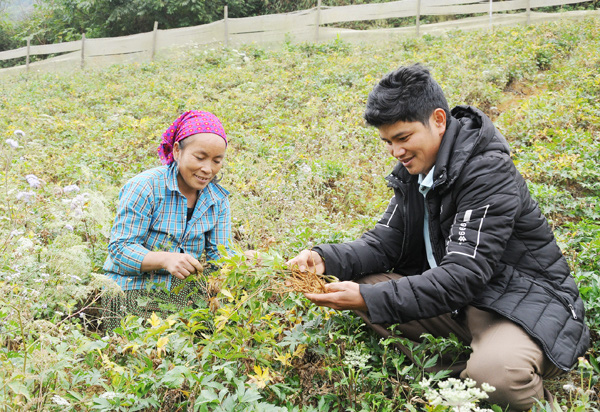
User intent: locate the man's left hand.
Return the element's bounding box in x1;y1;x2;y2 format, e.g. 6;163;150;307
304;281;368;311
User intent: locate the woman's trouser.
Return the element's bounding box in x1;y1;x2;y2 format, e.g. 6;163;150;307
354;273;563;412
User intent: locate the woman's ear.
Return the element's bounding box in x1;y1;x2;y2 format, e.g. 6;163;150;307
172;141;181;162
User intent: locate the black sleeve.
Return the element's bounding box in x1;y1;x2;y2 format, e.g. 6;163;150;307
313;194;406;281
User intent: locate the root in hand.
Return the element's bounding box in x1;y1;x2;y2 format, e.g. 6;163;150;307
278;269;329;294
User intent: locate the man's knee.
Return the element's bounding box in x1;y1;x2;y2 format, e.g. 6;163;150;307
462;352;544;411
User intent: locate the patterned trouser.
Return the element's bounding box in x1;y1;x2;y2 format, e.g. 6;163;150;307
101;271;211;333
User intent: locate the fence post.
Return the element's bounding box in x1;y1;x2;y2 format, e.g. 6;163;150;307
26;37;31;72
315;0;321;43
526;0;531;25
80;33;85;69
224;6;229;47
151;21;158;60
415;0;421;37
488;0;493;30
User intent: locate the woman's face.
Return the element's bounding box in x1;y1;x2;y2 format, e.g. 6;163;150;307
173;133;226;199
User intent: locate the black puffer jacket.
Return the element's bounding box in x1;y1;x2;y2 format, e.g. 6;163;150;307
314;106;589;371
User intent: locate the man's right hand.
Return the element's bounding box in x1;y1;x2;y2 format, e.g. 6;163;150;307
286;249;326;274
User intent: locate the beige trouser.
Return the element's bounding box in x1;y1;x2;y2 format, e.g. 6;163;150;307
355;273;563;412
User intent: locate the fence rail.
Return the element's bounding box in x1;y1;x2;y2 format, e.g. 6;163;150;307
0;0;597;76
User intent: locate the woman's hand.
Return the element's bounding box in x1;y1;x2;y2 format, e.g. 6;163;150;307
244;249;262;264
141;251;203;280
304;281;367;311
286;249;326;274
164;253;203;279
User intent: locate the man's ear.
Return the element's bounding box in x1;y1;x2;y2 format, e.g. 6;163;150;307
433;108;447;136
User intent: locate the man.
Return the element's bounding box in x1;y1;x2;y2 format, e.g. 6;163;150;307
287;64;589;411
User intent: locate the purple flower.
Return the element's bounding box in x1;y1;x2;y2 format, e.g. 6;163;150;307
5;139;18;149
25;174;42;189
63;185;80;194
16;191;35;203
13;130;25;138
69;193;89;218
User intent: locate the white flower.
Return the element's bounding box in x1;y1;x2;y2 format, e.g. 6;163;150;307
423;378;495;412
100;391;118;400
299;163;312;174
63;184;80;194
13;130;25;138
481;382;495;393
65;224;74;231
51;395;70;406
16;238;34;252
25;174;42;189
16;191;35;203
5;138;18;149
343;349;369;370
70;275;82;281
10;230;24;238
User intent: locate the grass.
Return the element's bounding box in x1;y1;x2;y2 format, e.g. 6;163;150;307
0;16;598;411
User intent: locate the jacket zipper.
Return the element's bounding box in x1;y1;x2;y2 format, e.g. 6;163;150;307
530;278;578;320
397;184;409;253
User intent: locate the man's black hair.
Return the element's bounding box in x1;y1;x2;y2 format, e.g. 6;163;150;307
364;63;450;127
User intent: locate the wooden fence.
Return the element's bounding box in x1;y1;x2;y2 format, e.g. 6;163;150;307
0;0;598;76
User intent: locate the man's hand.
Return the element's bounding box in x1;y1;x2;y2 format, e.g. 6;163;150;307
286;249;326;274
305;281;367;311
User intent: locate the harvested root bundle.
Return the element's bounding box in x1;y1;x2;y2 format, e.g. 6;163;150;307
278;269;330;294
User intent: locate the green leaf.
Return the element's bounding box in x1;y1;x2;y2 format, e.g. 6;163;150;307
7;382;31;400
159;365;189;388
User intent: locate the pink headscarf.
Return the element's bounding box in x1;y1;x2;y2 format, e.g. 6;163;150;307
158;110;227;165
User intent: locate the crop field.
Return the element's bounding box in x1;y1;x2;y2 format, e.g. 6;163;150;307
0;16;599;411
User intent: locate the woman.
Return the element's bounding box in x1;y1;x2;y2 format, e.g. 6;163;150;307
102;110;231;332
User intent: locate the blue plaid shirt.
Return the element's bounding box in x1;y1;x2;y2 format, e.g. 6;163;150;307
103;163;232;291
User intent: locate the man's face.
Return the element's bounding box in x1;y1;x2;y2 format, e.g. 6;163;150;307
378;109;446;176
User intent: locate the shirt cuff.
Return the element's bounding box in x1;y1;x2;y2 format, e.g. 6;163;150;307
119;244;150;273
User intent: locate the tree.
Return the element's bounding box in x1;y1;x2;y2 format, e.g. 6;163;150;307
13;0;266;44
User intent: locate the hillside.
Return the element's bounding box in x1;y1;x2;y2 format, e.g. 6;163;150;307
0;16;599;410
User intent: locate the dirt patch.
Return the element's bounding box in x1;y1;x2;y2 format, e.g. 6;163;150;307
492;80;548;121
